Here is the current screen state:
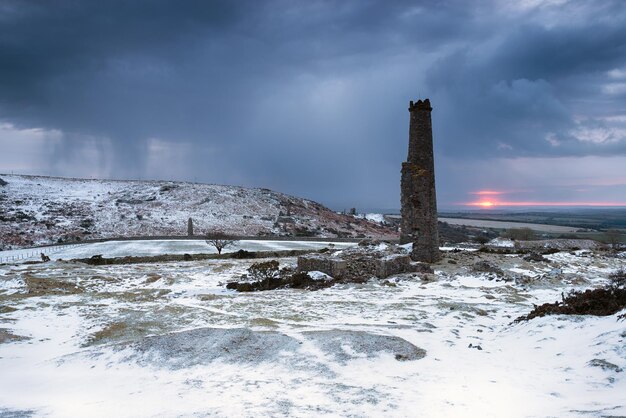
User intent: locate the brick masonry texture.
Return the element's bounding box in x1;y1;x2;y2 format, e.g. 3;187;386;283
400;99;440;262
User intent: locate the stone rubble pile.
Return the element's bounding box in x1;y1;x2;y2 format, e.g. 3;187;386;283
297;241;432;282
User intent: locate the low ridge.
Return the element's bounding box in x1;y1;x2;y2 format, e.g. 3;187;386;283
0;174;396;249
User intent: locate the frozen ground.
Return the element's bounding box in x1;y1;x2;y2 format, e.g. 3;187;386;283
0;240;357;263
0;241;625;417
0;174;395;249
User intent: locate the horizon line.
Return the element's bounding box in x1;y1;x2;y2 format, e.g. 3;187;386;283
462;201;626;208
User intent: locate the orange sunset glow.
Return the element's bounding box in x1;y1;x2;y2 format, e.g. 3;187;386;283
463;190;626;208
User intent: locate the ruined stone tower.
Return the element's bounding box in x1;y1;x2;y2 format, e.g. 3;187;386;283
400;98;440;262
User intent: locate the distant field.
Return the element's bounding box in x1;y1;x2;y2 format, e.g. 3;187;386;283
439;209;626;230
439;217;581;233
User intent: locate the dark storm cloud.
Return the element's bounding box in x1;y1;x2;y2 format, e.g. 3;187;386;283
1;0;625;208
428;13;626;159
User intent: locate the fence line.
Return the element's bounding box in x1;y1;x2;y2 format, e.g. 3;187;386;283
0;243;84;264
0;234;371;264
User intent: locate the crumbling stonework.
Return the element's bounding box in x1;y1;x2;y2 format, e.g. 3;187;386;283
298;253;348;279
400;99;440;262
297;244;430;282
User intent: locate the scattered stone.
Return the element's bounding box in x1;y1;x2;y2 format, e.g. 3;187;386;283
227;271;334;292
183;253;193;261
588;359;623;373
468;343;483;350
419;273;437;282
472;261;504;275
413;262;434;274
523;252;547;262
0;177;7;186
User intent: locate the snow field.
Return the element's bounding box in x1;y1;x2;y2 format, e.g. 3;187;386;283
0;245;624;417
0;240;356;263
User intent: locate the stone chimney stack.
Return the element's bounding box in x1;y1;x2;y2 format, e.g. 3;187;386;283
400;98;440;262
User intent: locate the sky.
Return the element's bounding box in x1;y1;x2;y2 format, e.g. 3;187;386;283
1;0;625;211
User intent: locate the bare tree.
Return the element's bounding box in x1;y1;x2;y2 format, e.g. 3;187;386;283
205;231;237;255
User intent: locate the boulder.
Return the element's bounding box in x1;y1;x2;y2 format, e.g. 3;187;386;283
108;327;426;369
523;252;547;262
472;260;504;275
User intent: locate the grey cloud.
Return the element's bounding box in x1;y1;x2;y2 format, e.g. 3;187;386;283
427;15;626;159
1;0;625;208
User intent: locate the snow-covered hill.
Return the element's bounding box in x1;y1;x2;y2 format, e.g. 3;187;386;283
0;174;396;249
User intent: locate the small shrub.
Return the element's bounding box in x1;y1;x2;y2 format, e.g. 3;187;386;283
230;249;255;259
515;286;626;322
474;235;490;245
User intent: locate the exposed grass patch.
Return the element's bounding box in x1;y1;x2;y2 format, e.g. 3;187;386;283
0;305;18;314
85;322;129;346
0;328;29;344
23;274;82;296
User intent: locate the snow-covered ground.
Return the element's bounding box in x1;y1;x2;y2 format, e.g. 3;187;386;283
0;242;624;417
0;174;395;249
354;213;387;224
0;240;356;263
